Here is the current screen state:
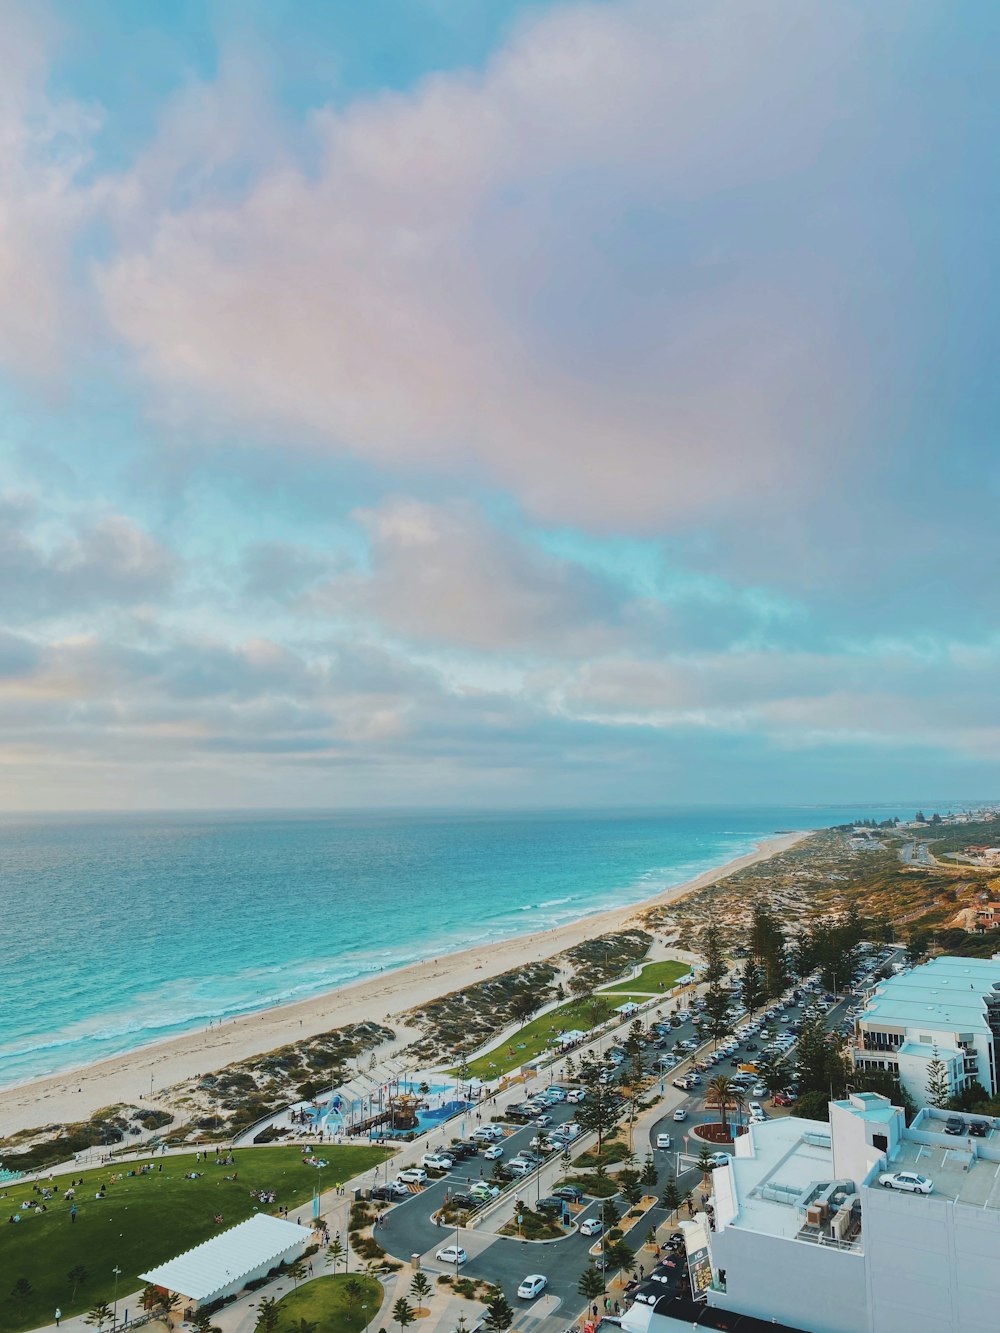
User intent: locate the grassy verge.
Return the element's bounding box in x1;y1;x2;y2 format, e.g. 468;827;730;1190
602;960;689;994
558;1172;620;1198
275;1273;383;1331
459;996;616;1080
0;1144;391;1333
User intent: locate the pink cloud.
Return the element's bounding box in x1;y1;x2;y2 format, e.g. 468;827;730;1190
96;0;873;529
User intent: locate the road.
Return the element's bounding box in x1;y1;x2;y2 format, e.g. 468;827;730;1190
375;948;903;1325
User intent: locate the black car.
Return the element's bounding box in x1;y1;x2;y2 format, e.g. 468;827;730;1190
745;1041;759;1051
449;1141;480;1160
969;1120;991;1138
944;1116;965;1136
553;1185;585;1203
536;1196;565;1214
446;1193;480;1210
370;1183;407;1202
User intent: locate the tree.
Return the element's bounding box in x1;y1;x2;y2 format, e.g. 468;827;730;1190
641;1152;658;1188
703;983;733;1046
68;1265;89;1299
190;1312;222;1333
84;1303;114;1330
576;1063;620;1151
578;1263;606;1302
740;960;763;1015
393;1297;416;1331
291;1321;318;1333
660;1172;681;1216
606;1239;635;1272
619;1167;642;1207
600;1196;621;1229
409;1272;432;1310
288;1258;308;1288
510;990;541;1027
700;925;727;984
696;1144;715;1184
707;1074;738;1139
327;1235;345;1271
343;1278;365;1312
794;1011;839;1097
255;1298;281;1333
925;1046;952;1109
482;1290;515;1332
790;1090;831;1121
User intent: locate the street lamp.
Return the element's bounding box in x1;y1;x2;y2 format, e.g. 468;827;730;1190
112;1265;122;1331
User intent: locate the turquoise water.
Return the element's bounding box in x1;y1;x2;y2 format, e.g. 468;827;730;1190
0;804;923;1087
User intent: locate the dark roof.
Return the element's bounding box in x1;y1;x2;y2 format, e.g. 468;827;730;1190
625;1287;809;1333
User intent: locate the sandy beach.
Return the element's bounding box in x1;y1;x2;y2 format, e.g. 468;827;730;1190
0;830;808;1139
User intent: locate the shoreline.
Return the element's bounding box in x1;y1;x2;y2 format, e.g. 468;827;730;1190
0;829;809;1139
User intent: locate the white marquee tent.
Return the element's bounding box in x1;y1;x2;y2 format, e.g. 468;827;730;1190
140;1213;313;1307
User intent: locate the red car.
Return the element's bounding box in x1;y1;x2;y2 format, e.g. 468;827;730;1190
772;1092;794;1107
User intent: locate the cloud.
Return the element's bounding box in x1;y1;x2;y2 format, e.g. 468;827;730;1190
95;0;911;531
0;497;177;619
316;497;623;653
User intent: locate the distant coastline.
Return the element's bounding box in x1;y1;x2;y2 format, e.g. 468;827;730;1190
0;829;809;1138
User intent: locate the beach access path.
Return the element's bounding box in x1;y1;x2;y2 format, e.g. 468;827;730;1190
0;832;808;1142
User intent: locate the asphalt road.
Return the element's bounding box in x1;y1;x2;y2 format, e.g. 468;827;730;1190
374;948;903;1320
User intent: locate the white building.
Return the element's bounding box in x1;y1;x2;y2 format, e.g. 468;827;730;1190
850;955;1000;1104
140;1213;313;1311
655;1091;1000;1333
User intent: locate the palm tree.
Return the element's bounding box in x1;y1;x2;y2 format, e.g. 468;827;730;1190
707;1074;738;1139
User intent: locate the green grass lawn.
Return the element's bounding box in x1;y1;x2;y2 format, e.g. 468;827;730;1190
602;960;690;993
275;1273;383;1331
0;1144;391;1333
460;992;660;1081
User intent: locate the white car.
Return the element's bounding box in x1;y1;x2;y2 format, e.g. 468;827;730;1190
879;1172;933;1194
566;1088;586;1102
752;1084;768;1098
578;1216;603;1236
472;1125;504;1143
544;1086;567;1102
708;1152;731;1167
534;1113;552;1126
517;1275;547;1300
673;1108;688;1122
396;1167;428;1185
508;1159;533;1176
436;1245;468;1265
748;1102;764;1118
530;1134;557;1151
482;1143;504;1160
469;1182;500;1200
656;1132;672;1149
422;1153;454;1170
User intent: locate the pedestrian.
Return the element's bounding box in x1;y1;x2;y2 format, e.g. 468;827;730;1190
70;1206;77;1224
604;1298;610;1312
592;1305;598;1318
55;1310;61;1327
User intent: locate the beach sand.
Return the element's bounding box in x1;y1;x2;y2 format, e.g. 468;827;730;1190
0;830;808;1139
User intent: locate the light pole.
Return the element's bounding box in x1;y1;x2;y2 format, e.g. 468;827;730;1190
112;1264;122;1331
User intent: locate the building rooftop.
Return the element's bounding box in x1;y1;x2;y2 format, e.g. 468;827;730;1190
860;956;1000;1035
715;1116;856;1244
886;1135;1000;1210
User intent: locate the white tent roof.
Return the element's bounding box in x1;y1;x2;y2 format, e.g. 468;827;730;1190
140;1213;312;1300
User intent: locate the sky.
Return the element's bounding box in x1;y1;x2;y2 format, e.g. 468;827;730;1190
0;0;998;811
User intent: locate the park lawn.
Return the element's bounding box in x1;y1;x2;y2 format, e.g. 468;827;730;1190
0;1144;391;1333
602;961;689;994
275;1273;383;1332
462;993;659;1082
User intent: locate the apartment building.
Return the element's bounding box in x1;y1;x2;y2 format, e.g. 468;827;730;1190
632;1092;1000;1333
850;955;1000;1104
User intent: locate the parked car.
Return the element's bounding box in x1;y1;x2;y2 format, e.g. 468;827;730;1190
553;1185;585;1202
396;1167;428;1185
772;1091;795;1106
944;1116;965;1136
449;1142;480;1160
544;1086;568;1102
517;1275;547;1300
752;1084;768;1098
446;1193;480;1210
469;1181;501;1200
579;1216;603;1236
482;1143;504;1160
436;1245;468;1265
472;1125;504;1142
508;1159;534;1177
370;1182;408;1201
748;1102;765;1119
534;1114;553;1127
566;1088;586;1102
422;1153;454;1170
969;1120;991;1138
879;1172;932;1194
536;1196;565;1214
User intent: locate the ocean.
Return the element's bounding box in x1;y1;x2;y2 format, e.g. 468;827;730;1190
0;803;925;1088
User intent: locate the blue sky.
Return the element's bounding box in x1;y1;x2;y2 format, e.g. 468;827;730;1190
0;0;998;809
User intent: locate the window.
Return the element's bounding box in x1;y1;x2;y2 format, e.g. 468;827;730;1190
872;1134;888;1152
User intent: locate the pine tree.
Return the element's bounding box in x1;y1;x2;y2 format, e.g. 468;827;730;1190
392;1297;416;1331
482;1291;515;1332
925;1046;952;1109
641;1152;658;1187
578;1264;606;1301
255;1298;280;1333
660;1172;681;1215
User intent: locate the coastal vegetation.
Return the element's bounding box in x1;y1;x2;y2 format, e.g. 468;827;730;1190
0;1144;391;1333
